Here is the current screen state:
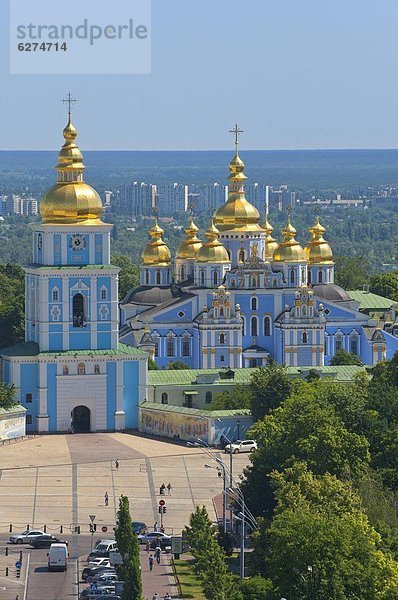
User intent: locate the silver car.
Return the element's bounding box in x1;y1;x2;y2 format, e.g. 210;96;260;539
10;529;46;544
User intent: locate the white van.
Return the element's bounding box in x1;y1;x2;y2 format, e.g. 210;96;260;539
48;543;68;571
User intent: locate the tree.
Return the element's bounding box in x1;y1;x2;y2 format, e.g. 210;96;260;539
148;357;159;370
370;272;398;302
207;385;252;411
329;349;363;366
0;383;17;409
249;363;291;421
111;253;139;300
0;264;25;349
167;360;189;370
334;255;371;290
238;576;273;599
114;495;142;600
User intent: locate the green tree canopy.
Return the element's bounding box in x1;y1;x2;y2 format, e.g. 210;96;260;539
329;348;363;366
111;253;139;300
249;363;291;421
370;271;398;302
114;495;142;600
334;255;371;290
0;383;17;409
207;384;252;411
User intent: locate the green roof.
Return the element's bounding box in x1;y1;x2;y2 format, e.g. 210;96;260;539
26;264;119;271
139;402;251;418
0;404;27;416
348;290;396;310
148;365;367;386
0;342;146;358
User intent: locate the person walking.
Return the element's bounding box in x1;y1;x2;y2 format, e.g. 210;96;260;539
115;459;119;470
153;521;158;532
148;555;154;571
164;594;171;600
160;483;166;495
104;491;109;506
155;545;161;564
152;594;159;600
167;483;172;496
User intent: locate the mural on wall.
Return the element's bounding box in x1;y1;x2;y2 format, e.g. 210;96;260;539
139;408;208;442
0;412;26;440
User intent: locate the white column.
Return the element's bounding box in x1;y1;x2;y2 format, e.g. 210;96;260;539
62;276;69;350
37;361;49;432
114;360;126;430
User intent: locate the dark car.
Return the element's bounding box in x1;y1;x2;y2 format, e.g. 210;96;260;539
82;565;116;581
29;535;68;549
132;521;147;535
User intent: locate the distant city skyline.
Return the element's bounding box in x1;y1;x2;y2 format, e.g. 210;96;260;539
1;1;398;150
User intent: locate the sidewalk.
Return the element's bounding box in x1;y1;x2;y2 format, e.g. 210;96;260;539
140;547;178;600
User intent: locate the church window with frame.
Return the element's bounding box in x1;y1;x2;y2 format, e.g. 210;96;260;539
161;392;168;405
350;336;359;355
205;391;212;404
52;288;59;302
219;332;226;344
94;364;100;374
25;393;32;403
251;316;258;336
100;287;107;301
200;270;205;287
335;335;343;351
63;365;69;375
239;249;245;263
156;271;161;285
213;270;218;286
166;334;175;357
290;268;295;285
73;293;86;327
302;331;308;344
318;270;323;283
182;335;190;357
264;316;271;336
251;297;257;311
77;362;86;375
145;270;149;285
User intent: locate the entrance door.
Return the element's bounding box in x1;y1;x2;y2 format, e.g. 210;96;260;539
71;405;90;433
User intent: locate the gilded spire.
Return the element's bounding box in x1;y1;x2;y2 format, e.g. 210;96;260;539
39;98;103;225
176;216;202;259
196;217;230;263
273;212;305;262
304;213;333;264
141;218;171;266
263;213;279;259
214;125;262;232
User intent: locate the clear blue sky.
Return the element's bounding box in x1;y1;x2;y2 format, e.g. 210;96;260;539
1;0;398;150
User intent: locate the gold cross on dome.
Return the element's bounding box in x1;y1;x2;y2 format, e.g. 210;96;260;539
229;123;243;147
62;92;77;115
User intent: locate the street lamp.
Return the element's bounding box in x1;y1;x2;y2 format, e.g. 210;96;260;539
227;486;258;581
204;463;227;532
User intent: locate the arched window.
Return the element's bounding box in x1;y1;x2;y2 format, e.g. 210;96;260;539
63;365;69;376
220;307;224;317
239;249;245;263
180;266;185;280
200;271;205;286
219;332;225;344
301;268;305;282
77;362;86;375
290;268;295;284
308;270;312;284
318;270;323;283
166;335;175;357
94;364;100;374
156;271;161;285
73;293;86;328
350;335;359;355
335;335;343;351
251;316;258;336
167;271;170;284
213;270;218;286
145;270;149;285
161;392;168;405
153;336;159;357
302;331;308;344
264;316;271;336
52;288;59;302
182;335;190;357
251;297;257;311
205;391;212;404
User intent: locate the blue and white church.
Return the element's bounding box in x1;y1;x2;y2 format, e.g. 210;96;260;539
0;113;147;433
120;135;398;370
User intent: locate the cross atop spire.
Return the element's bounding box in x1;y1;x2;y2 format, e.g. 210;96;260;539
62;92;77;116
229;123;243;149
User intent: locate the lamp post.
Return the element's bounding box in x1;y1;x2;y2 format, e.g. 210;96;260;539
205;463;227;532
227;487;258;581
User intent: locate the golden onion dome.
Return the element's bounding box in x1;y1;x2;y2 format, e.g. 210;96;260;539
214;135;263;233
304;215;333;264
39;113;104;225
273;215;305;262
196;219;230;263
176;217;203;259
141;219;171;266
263;217;279;259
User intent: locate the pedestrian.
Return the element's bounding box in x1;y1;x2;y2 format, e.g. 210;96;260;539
153;521;158;531
146;539;150;553
15;596;20;600
104;491;109;506
155;545;161;564
152;594;159;600
160;483;166;495
164;594;171;600
115;459;119;470
148;555;154;571
160;525;165;533
167;483;172;495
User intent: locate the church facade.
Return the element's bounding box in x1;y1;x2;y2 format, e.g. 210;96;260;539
1;113;147;433
120;137;398;370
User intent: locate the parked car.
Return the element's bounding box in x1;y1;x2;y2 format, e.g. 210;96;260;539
87;540;117;562
29;535;68;549
224;439;258;454
95;572;118;583
132;521;147;535
10;529;46;544
138;531;172;548
80;586;115;599
48;543;68;572
82;565;116;581
87;557;111;569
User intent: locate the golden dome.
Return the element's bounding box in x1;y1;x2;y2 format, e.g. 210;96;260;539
273;215;305;262
141;219;171;266
196;219;230;263
215;139;263;233
263;217;279;259
39;114;103;225
176;217;202;259
304;215;333;264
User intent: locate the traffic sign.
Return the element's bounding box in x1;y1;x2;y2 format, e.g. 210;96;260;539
15;561;22;569
101;526;108;533
89;515;96;522
159;499;165;506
